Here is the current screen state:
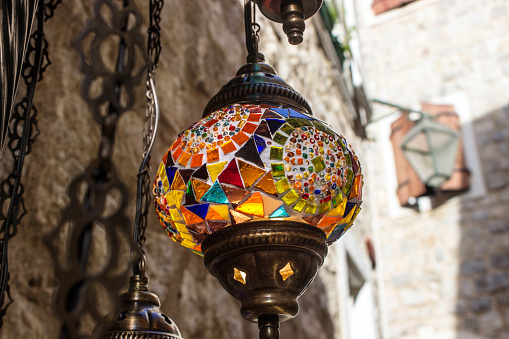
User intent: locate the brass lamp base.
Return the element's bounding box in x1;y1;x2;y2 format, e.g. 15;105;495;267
202;220;328;338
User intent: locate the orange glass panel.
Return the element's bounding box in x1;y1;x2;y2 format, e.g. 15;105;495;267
190;153;204;168
172;146;183;161
192;179;211;201
238;160;265;188
236;192;264;217
207;147;220;163
171;173;186;190
221;140;237;154
180;206;205;225
317;216;342;229
178;151;192;166
254;172;278;196
230;209;252;224
241;122;258;134
232;132;250;146
210;204;230;220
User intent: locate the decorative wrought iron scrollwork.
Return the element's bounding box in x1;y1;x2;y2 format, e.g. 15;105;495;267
46;0;148;338
0;0;60;328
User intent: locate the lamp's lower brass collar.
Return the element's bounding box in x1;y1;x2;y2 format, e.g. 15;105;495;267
202;220;328;323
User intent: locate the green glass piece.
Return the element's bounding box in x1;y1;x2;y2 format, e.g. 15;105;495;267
345;153;352;165
303;153;308;159
343;182;352;196
186;181;195;200
275;178;291;194
281;189;299;205
270;146;284;160
346;168;354;182
271;163;285;177
304;203;317;214
319;201;332;214
280;123;295;135
312;121;328;133
311;156;326;172
293;199;307;212
332;194;343;208
286;118;313;128
273;132;288;145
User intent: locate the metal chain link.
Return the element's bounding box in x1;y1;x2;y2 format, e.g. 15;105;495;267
0;0;60;328
133;0;163;275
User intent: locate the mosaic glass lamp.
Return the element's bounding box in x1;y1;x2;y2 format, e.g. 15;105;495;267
153;1;362;337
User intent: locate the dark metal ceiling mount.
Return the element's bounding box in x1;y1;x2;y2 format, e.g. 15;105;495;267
253;0;323;45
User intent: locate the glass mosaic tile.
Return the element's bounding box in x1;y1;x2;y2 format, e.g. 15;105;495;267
165;150;174;167
317;216;342;229
179;169;195;185
232;131;250;145
293;199;307;212
238;160;265;188
169;208;182;221
269;108;290;117
343;202;357;218
218;160;244;188
221;140;237;154
235;137;265;168
201;181;229;204
311;156;326;172
281;189;299;205
242;122;258;134
302;213;324;226
236;192;265;217
275;178;291;194
254;172;278;196
180;206;204;224
271;163;285;177
165;191;184;208
210;204;229;220
327;198;346;216
172;146;183;161
165;167;178;187
191;153;204;168
253;134;266;153
171;172;186;190
318;201;332;214
207;147;220;163
192;164;209;181
205;206;225;220
260;194;283;216
254;120;272;138
221;184;250;207
262;109;284;119
230;209;253;224
186;181;195;201
247;113;262;122
269;205;290;218
207;220;228;233
207;161;227;183
266;119;286;135
178;151;192;166
304;203;317;214
183;194;199;206
280;123;295;135
270;146;284;160
191;179;211;201
186;203;209;220
272;132;288;145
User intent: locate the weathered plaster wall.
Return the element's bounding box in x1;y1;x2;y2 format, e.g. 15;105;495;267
0;1;373;338
355;0;509;338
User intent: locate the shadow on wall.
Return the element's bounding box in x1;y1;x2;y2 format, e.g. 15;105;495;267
280;276;336;339
456;103;509;338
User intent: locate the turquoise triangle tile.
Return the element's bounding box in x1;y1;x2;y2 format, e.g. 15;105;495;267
269;205;290;218
201;181;229;204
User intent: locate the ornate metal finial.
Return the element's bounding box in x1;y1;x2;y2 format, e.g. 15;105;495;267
253;0;323;45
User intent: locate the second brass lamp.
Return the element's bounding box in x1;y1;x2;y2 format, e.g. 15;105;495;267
153;1;363;337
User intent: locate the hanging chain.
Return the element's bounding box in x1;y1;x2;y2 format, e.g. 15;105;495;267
0;0;60;329
45;0;147;338
133;0;163;275
245;0;264;63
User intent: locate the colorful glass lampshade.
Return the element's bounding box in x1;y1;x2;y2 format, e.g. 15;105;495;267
154;101;362;255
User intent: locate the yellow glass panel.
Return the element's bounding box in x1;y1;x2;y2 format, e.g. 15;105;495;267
205;207;225;221
281;190;299;206
304;203;317;214
162;176;170;192
318;201;332;214
343;206;357;225
236;192;264;217
157;162;165;177
293;199;307;212
275;178;291;194
234;268;247;284
210;204;230;220
169;208;182;221
327;198;347;217
207;161;228;183
174;223;195;249
165;191;184;208
279;263;294;281
171;172;186;190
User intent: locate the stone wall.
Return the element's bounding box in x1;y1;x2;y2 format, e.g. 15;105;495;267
354;0;509;338
0;1;373;338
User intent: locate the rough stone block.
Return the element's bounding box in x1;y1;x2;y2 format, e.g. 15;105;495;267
479;310;503;333
460;259;486;275
470;297;492;313
490;253;509;268
475;273;509;293
488;218;509;234
486;173;508;191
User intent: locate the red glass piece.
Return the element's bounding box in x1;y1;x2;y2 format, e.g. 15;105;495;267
218;160;244;188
